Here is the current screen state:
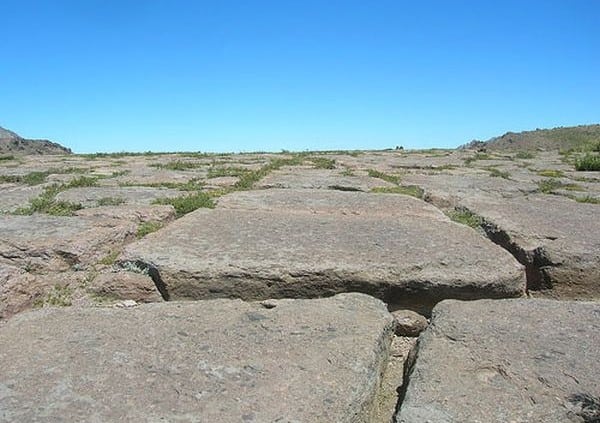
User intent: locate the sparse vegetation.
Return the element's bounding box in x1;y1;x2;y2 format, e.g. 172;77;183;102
310;157;336;169
0;155;15;161
575;154;600;171
367;169;401;185
137;221;164;238
464;153;491;165
448;209;483;228
99;250;121;266
33;285;73;308
340;169;355;176
371;185;424;198
515;151;535;159
486;167;511;179
15;185;83;216
97;197;126;206
537;178;582;194
207;166;248;178
537;169;564;178
65;175;98;188
575;196;600;204
153;192;215;216
150;160;205;171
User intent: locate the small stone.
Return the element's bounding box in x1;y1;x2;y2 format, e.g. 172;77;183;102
391;309;428;337
115;300;138;308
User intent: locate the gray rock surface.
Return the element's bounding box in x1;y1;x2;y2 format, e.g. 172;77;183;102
0;293;394;422
88;271;164;303
391;309;428;337
122;190;524;307
396;298;600;423
55;186;184;207
74;204;176;223
0;184;45;213
257;167;395;191
460;194;600;298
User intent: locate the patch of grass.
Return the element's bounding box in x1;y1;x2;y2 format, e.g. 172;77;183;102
448;209;483;228
136;221;164;238
153;192;215;216
207;166;248;178
14;185;83;216
99;250;120;266
371;185;424;198
65;175;98;188
537;169;564;178
233;156;305;190
464;152;492;165
575;196;600;204
486;167;511;179
34;285;73;307
575;154;600;171
310;157;336;169
536;178;582;194
110;170;129;177
97;197;126;206
0;155;15;161
515;151;535;159
367;169;401;185
340;169;355;176
150;160;205;171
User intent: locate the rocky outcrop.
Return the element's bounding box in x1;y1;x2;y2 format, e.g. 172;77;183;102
0;126;71;155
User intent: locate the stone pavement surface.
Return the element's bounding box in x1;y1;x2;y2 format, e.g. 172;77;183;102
396;298;600;423
0;293;394;423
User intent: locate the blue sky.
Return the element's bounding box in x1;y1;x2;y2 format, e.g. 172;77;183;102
1;0;599;153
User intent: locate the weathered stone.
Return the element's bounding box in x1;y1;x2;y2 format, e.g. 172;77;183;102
257;167;396;191
55;186;184;207
396;298;600;423
88;271;163;303
122;190;524;308
460;194;600;298
0;184;44;213
0;293;394;422
391;309;428;336
0;215;136;272
74;204;176;223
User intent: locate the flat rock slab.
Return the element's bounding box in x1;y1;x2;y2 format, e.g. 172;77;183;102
122;190;524;307
0;184;44;213
74;204;176;223
257;168;395;191
460;194;600;297
397;298;600;423
55;186;184;207
0;293;394;422
0;215;136;272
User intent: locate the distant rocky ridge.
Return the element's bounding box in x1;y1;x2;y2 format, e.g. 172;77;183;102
460;124;600;151
0;125;71;155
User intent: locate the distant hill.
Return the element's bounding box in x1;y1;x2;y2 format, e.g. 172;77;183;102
0;126;71;155
460;124;600;151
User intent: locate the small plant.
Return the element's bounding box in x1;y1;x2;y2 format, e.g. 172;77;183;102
448;209;483;228
111;170;129;177
97;197;126;206
340;169;355;176
15;185;83;216
99;250;120;266
372;185;424;198
151;160;204;171
154;192;215;216
515;151;535;159
537;169;564;178
464;152;491;165
137;221;163;238
537;178;563;194
207;166;249;178
575;154;600;171
367;169;401;185
66;175;98;188
34;285;73;307
486;167;511;179
310;157;336;169
0;155;15;161
575;196;600;204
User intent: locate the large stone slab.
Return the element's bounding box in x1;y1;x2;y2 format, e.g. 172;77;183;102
0;184;44;213
257;167;395;191
0;215;136;272
55;186;184;207
397;298;600;423
122;190;524;308
0;293;394;422
460;194;600;298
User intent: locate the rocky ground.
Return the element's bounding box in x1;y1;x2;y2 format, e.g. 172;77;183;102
0;148;598;422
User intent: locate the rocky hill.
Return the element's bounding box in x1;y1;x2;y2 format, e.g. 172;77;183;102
0;125;71;155
461;124;600;151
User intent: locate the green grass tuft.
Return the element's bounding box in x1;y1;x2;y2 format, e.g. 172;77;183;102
367;169;401;185
575;154;600;171
515;151;535;159
575;196;600;204
310;157;336;169
97;197;126;206
537;169;564;178
448;209;483;228
371;185;424;198
137;221;164;238
153;192;215;216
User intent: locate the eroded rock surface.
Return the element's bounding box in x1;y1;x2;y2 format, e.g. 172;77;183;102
0;293;394;423
122;190;525;308
397;298;600;423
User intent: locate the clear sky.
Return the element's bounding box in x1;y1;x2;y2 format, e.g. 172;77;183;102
1;0;599;153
